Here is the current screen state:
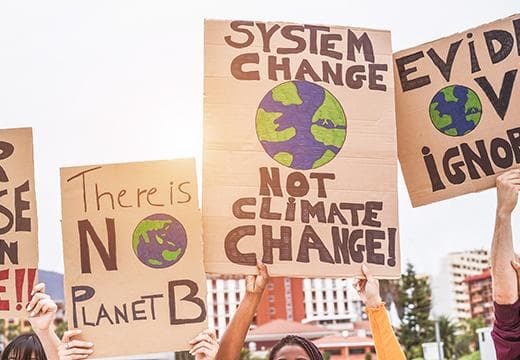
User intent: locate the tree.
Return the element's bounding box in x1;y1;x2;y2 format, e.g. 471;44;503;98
435;315;457;359
175;351;194;360
240;348;251;360
6;322;21;341
455;316;487;356
397;262;433;358
54;320;68;339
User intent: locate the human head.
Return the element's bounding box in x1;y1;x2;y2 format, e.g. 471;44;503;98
269;335;323;360
1;333;47;360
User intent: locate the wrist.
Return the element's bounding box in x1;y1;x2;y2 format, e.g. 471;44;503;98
245;291;263;302
33;325;54;336
496;208;512;219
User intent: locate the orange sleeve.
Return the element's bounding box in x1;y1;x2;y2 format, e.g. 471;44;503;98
366;303;406;360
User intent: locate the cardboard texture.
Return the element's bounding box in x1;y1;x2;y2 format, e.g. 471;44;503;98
203;20;400;278
0;127;38;319
60;158;207;358
394;14;520;207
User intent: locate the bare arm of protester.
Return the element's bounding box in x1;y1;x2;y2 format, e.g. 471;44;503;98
491;169;520;304
354;264;405;360
509;254;520;297
216;261;269;360
58;330;94;360
27;283;60;360
189;329;219;360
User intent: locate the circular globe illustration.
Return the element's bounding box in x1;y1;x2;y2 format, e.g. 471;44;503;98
429;85;482;137
256;80;347;170
132;213;187;269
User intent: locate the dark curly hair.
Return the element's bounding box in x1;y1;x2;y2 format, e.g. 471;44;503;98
1;333;47;360
269;335;323;360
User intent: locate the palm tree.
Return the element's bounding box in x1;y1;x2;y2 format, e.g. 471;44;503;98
436;316;457;359
455;316;487;356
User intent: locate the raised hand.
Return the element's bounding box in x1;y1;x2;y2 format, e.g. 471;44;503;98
245;261;269;295
58;330;94;360
354;264;382;308
496;169;520;215
27;283;57;332
189;329;219;360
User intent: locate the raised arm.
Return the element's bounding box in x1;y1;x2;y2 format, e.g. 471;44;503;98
491;169;520;305
354;264;405;360
216;262;268;360
27;283;60;360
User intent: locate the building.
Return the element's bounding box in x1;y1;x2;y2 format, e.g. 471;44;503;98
432;249;489;321
302;278;362;329
245;319;335;350
206;276;307;338
314;334;376;360
464;269;493;326
207;276;361;338
256;277;306;324
206;276;246;338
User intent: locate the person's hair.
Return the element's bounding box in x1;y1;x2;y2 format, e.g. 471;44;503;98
269;335;323;360
1;333;47;360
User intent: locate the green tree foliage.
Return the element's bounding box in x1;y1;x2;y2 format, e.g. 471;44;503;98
397;262;433;358
54;320;68;339
435;316;457;359
175;351;194;360
459;351;481;360
6;322;21;341
240;348;251;360
455;316;487;357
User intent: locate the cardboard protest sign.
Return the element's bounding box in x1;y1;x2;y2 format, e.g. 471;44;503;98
60;158;207;358
203;20;399;278
394;14;520;207
0;127;38;318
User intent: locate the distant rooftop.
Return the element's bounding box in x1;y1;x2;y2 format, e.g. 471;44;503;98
246;319;335;342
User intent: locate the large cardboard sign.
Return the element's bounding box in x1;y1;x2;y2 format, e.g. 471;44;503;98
0;128;38;318
60;159;207;358
394;15;520;206
203;20;399;278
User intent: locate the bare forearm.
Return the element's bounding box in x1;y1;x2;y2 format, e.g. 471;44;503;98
34;327;60;360
491;211;518;304
216;293;261;360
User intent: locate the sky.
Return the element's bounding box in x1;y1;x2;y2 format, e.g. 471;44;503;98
0;0;519;276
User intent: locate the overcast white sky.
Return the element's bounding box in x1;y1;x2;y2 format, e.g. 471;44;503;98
0;0;518;276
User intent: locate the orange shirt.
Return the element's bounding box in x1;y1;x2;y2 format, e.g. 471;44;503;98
366;303;406;360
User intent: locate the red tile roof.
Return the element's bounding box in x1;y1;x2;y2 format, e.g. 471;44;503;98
464;268;491;283
246;319;335;342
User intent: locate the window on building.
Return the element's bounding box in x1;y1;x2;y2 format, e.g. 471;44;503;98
349;348;366;355
324;350;341;356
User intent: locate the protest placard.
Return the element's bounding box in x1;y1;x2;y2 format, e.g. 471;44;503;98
60;158;207;358
203;20;399;278
0;127;38;318
394;14;520;206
